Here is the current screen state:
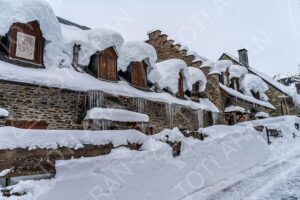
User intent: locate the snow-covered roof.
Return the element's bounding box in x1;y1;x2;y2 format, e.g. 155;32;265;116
255;111;269;118
188;50;208;63
229;65;248;79
188;67;207;92
240;74;269;101
220;84;275;109
85;108;149;122
0;108;9;118
0;61;218;112
149;59;190;94
210;60;232;74
224;105;249;113
61;24;124;66
221;53;300;105
118;41;157;72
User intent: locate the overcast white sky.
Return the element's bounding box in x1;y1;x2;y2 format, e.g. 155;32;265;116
45;0;300;77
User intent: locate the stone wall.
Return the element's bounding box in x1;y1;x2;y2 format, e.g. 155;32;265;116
0;80;213;133
0;81;86;129
146;30;203;67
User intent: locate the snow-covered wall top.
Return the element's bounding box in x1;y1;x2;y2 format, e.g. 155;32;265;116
149;59;190;94
61;24;124;66
240;74;269;101
85;108;149;122
188;67;207;92
118;41;157;72
209;60;232;75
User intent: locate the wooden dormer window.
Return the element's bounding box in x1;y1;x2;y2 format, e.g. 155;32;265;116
89;47;118;82
8;21;44;66
220;71;229;86
99;47;118;81
131;61;148;88
251;90;260;99
230;78;240;91
192;81;200;96
177;72;184;97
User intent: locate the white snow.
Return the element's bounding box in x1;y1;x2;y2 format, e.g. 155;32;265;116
0;169;11;177
188;67;207;92
85;108;149;122
229;65;248;79
210;60;232;74
240;74;269;101
150;59;190;94
0;61;218;112
220;83;275;109
224;105;248;113
61;24;124;66
118;41;157;72
255;111;270;118
0;108;9;117
0;127;147;150
152;128;185;143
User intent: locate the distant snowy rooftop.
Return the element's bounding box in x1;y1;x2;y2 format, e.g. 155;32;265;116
85;108;149;122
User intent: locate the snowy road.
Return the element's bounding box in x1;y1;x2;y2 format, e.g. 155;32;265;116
200;153;300;200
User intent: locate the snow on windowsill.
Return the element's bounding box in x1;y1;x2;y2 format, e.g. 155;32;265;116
0;108;9;117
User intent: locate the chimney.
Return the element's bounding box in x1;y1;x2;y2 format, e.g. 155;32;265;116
72;43;83;72
238;49;249;67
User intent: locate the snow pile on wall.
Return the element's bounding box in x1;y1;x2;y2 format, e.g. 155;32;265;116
188;67;207;92
152;128;185;143
149;59;190;94
0;108;9;117
229;65;248;79
118;41;157;72
224;105;248;113
61;24;124;66
0;127;147;150
5;124;269;199
240;74;269;101
85;108;149;122
255;111;270;118
0;0;69;68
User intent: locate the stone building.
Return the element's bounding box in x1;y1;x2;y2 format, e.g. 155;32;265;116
146;30;299;125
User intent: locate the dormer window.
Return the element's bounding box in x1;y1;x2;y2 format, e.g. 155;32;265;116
177;72;184;97
192;81;200;95
130;61;148;89
230;78;240;91
251;90;260;99
89;47;118;82
7;21;44;66
220;71;229;86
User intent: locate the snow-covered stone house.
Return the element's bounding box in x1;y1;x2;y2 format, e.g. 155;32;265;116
146;30;300;125
0;0;219;134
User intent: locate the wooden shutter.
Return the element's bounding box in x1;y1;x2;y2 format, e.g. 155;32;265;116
131;61;147;88
98;47;118;81
178;73;184;97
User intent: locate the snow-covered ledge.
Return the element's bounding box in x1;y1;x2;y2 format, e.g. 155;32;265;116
85;108;149;122
255;111;269;118
0;108;9;118
224;105;249;113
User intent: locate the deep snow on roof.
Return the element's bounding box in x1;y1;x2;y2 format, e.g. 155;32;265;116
188;67;207;92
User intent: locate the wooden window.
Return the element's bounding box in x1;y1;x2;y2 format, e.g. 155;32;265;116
230;78;240;91
131;61;148;88
192;81;200;98
178;72;184;97
98;47;118;81
251;90;260;99
8;21;44;65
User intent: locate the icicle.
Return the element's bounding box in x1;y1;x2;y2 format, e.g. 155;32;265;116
87;91;105;109
197;110;204;128
212;112;219;125
139;122;147;133
133;98;146;113
165;104;174;128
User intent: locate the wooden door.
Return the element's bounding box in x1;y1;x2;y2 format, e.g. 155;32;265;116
131;61;147;88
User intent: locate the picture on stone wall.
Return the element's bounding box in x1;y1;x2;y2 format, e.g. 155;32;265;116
15;32;36;61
